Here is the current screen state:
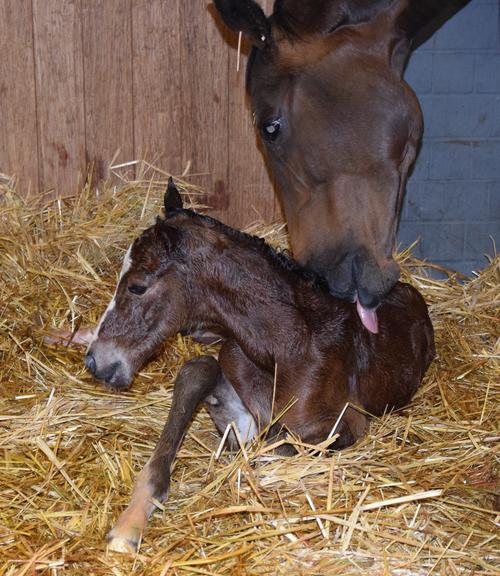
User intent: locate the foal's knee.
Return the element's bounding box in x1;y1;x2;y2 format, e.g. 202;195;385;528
331;408;368;449
176;356;221;390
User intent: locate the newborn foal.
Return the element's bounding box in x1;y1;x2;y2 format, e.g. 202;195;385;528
85;181;434;552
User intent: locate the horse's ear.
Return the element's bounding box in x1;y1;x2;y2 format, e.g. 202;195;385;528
397;0;472;49
273;0;390;37
164;177;183;214
275;0;470;44
213;0;270;48
159;223;182;253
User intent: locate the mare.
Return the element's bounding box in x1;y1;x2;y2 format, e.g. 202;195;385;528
213;0;470;332
84;180;434;552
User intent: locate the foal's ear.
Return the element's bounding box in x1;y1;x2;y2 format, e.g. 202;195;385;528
158;223;182;254
164;177;183;213
213;0;270;48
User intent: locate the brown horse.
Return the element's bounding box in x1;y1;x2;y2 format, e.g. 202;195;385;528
213;0;470;332
82;180;434;552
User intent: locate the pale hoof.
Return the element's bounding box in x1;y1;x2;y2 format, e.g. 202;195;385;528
43;326;94;347
107;527;141;554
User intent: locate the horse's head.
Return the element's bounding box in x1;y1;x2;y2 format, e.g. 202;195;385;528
214;0;466;328
85;181;190;389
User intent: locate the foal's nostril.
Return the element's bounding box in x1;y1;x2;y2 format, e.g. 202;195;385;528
85;352;97;375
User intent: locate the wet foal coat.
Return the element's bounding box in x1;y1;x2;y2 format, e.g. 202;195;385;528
86;184;434;552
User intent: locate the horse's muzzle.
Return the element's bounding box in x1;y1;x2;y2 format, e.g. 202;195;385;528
308;249;400;309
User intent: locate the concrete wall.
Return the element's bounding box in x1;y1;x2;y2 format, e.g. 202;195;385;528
399;0;500;274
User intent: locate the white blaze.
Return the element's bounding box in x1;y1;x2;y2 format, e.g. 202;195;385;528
87;244;133;349
119;244;133;281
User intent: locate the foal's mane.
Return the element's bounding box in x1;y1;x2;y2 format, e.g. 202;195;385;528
164;209;329;292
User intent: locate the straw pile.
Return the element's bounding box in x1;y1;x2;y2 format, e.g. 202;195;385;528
0;164;498;575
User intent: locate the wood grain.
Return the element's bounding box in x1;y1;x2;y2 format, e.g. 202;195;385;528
82;0;134;182
226;38;279;227
221;0;279;227
0;0;39;192
132;0;183;175
180;2;229;218
0;0;279;226
33;0;86;196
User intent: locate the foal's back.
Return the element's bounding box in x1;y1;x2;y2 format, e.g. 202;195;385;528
350;282;434;415
299;280;435;418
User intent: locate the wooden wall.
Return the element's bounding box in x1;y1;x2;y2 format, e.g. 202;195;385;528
0;0;278;227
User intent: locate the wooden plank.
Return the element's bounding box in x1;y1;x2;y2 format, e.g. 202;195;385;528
0;0;38;193
132;0;183;175
224;0;279;227
33;0;86;196
178;3;229;219
82;0;134;182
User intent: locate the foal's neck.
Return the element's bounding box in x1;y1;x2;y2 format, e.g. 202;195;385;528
193;235;312;366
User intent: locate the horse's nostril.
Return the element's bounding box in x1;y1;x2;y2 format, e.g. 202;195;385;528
85;352;97;375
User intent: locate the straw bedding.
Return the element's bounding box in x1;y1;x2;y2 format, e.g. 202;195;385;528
0;165;498;575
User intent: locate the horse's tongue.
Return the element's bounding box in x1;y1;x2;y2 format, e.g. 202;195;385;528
356;300;379;334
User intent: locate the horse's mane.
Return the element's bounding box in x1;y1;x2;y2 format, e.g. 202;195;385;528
165;209;330;293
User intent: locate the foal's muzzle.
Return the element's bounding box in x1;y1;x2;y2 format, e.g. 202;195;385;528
85;347;132;389
84;352;97;374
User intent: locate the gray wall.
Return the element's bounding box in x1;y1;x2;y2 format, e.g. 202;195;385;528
399;0;500;274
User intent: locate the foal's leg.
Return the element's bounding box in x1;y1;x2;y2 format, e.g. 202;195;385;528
218;341;367;452
43;326;94;347
204;340;275;450
107;356;220;553
205;374;259;451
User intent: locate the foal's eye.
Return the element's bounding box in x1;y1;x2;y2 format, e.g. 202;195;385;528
128;284;148;296
262;119;281;142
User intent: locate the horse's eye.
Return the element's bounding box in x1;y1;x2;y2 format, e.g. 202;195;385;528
262;119;281;142
128;284;148;296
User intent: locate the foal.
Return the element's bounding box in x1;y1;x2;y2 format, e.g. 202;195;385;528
84;181;434;553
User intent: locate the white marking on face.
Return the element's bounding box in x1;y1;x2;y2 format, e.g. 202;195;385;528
119;245;133;280
87;244;133;349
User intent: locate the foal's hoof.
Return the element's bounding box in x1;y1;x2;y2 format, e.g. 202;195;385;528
106;527;141;554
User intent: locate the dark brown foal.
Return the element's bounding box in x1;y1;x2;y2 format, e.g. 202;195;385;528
81;181;434;552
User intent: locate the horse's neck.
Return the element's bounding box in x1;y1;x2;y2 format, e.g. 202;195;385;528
195;247;309;367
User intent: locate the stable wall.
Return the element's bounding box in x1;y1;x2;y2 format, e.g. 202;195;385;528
0;0;498;274
0;0;278;225
401;0;500;274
